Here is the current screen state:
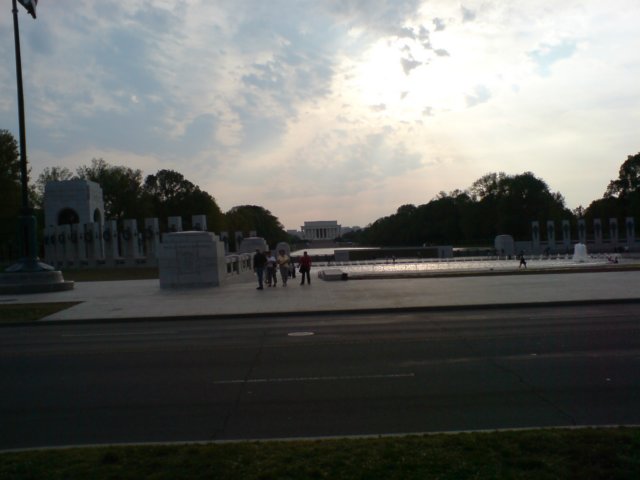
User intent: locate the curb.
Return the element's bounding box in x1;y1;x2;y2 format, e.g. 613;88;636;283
3;297;640;328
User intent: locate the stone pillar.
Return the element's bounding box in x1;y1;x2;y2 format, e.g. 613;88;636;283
593;219;603;249
546;220;555;253
72;223;88;267
168;216;182;232
57;224;73;267
144;218;161;262
52;226;65;268
191;214;207;231
626;217;635;248
103;220;119;261
121;219;141;261
577;218;587;245
220;231;229;254
531;221;540;254
234;231;243;252
85;222;103;264
609;218;619;249
43;226;56;265
275;241;291;255
157;231;227;288
561;220;571;252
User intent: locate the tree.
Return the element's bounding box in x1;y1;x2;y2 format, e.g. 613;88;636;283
356;171;573;247
0;130;21;219
225;205;289;248
0;130;23;261
143;169;223;232
602;152;640;219
468;172;507;201
76;158;146;220
605;153;640;199
466;172;571;240
33;166;75;208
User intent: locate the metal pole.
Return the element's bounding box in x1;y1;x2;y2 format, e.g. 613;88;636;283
2;1;71;287
8;0;41;270
12;0;31;216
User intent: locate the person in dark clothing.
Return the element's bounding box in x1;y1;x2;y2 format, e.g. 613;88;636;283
298;251;312;285
253;249;267;289
518;251;527;269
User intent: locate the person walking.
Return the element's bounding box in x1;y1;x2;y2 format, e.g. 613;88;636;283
253;249;267;290
277;249;291;287
298;251;312;285
518;251;527;269
266;250;278;287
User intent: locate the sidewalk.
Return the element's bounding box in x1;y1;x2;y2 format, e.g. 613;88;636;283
1;269;640;322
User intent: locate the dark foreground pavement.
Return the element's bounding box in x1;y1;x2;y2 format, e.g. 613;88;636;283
1;302;639;450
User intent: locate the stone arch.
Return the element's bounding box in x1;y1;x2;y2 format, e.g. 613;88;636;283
57;208;80;225
93;208;102;223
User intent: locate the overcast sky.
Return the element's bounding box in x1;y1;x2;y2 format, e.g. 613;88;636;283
1;0;639;230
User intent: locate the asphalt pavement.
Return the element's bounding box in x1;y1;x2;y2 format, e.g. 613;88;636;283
1;267;640;322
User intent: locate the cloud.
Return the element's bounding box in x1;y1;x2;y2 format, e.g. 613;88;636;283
323;0;425;35
432;17;446;31
2;0;640;229
281;126;424;199
461;6;476;23
422;106;434;116
465;85;492;107
529;40;578;76
401;56;423;74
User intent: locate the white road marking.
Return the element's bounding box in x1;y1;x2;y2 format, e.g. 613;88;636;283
213;373;415;385
61;331;177;338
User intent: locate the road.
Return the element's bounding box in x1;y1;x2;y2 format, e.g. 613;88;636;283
1;304;639;450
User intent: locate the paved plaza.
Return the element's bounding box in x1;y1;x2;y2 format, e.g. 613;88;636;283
1;268;639;322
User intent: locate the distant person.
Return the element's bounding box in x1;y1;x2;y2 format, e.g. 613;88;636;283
253;249;267;290
277;249;291;287
266;251;277;287
298;251;312;285
519;252;527;269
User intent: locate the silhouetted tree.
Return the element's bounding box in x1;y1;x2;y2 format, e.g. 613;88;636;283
224;205;289;249
601;152;640;220
76;158;146;220
0;130;21;261
0;130;21;219
33;166;75;208
143;169;223;232
358;171;571;246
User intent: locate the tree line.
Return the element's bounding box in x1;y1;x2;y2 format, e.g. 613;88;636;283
1;128;639;258
0;130;292;259
343;153;640;246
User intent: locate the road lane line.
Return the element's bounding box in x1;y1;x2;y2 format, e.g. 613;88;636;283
61;331;178;338
213;373;415;384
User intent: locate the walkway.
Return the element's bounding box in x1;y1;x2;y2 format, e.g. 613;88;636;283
1;269;639;322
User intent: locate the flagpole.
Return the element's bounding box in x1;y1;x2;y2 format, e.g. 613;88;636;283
4;0;59;280
1;0;73;291
12;0;31;219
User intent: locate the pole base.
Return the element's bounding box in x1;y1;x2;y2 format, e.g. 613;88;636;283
0;268;74;295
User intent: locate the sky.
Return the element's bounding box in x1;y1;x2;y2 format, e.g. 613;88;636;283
1;0;639;231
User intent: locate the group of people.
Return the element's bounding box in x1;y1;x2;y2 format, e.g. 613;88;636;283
253;249;312;290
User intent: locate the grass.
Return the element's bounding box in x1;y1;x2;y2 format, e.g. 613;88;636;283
1;428;639;479
0;302;80;323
